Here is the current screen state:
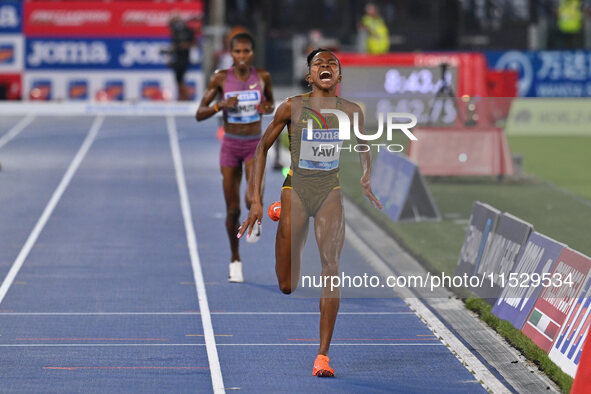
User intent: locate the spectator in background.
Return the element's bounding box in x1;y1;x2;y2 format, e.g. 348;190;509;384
359;3;390;54
548;0;584;48
168;14;196;101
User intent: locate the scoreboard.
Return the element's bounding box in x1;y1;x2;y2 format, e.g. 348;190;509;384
338;53;489;129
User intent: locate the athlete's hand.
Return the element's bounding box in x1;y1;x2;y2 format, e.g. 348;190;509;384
361;174;383;210
237;203;263;239
221;96;239;109
257;101;274;114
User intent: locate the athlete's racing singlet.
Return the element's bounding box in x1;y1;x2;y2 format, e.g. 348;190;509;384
298;127;343;171
284;94;344;216
222;66;264;124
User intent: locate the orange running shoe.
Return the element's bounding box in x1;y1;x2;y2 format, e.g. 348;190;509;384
268;201;281;222
312;354;334;377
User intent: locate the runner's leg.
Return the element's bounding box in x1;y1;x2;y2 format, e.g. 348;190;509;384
275;188;309;294
222;166;243;262
313;189;344;356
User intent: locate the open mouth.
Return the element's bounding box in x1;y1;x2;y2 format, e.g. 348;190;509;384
319;71;332;82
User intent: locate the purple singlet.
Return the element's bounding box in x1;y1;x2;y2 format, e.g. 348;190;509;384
222;66;264;124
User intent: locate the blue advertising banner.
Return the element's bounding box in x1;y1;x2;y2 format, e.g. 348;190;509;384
0;0;22;34
104;80;124;101
455;201;500;281
486;50;591;97
30;79;52;100
492;232;565;329
67;79;88;101
372;152;415;221
0;44;15;65
0;35;23;71
26;38;201;70
371;151;440;221
476;213;532;301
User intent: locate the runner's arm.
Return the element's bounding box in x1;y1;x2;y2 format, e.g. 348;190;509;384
354;106;383;210
258;70;275;114
238;99;291;238
195;71;237;121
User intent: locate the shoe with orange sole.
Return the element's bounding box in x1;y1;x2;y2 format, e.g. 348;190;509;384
312;354;334;377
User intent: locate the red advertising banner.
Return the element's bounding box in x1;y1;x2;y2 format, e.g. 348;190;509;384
24;1;203;37
521;249;591;353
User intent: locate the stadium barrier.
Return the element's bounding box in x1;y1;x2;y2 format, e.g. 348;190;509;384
474;212;532;302
549;270;591;378
407;127;514;177
0;1;204;102
492;232;565;330
455;201;501;281
371;150;440;222
456;201;591;378
0;101;197;116
0;1;23;100
522;248;591;354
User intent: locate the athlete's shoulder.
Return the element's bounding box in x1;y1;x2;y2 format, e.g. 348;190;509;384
287;93;310;102
281;93;309;108
273;97;293;119
276;97;293;110
213;69;229;77
255;68;271;78
210;69;228;83
339;97;362;113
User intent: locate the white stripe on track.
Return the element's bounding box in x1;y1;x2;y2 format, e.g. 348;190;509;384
0;312;202;316
167;116;225;394
0;115;104;306
0;114;35;149
210;311;413;315
0;311;412;316
345;226;509;393
0;343;444;347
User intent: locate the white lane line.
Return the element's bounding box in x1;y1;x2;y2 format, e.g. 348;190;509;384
0;312;201;316
167;116;224;394
0;343;445;347
0;311;412;316
0;116;104;306
219;343;443;346
0;114;35;150
210;311;413;315
344;226;509;394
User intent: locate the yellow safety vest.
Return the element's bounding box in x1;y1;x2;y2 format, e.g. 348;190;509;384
361;15;390;54
558;0;582;33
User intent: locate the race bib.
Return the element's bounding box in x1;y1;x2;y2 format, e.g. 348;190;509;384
298;128;343;171
224;90;261;124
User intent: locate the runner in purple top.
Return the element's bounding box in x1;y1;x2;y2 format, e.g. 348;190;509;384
196;33;274;283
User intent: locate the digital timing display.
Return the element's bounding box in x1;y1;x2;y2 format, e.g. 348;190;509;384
340;66;459;128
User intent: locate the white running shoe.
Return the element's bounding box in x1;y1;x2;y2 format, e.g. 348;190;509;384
228;261;244;283
245;221;262;244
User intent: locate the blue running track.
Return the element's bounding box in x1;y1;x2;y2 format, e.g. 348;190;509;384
0;115;487;393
